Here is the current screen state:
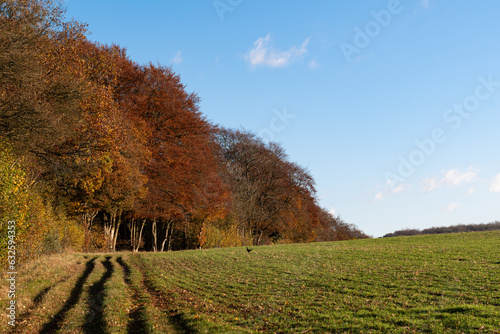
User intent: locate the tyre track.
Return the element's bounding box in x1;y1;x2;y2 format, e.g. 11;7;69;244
10;257;91;333
39;256;98;334
10;277;68;333
116;256;149;334
130;256;199;334
83;256;114;334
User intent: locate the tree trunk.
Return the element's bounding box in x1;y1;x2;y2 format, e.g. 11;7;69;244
112;210;122;252
136;219;145;252
257;230;263;245
152;217;157;252
160;220;173;252
167;222;174;251
80;209;99;252
129;218;146;252
104;209;122;252
129;218;136;251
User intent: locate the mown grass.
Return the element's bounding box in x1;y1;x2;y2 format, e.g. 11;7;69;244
1;231;499;333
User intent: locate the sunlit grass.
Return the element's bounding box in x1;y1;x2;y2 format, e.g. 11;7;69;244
131;231;500;332
1;231;499;333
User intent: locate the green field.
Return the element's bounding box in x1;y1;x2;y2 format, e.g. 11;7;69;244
2;231;500;333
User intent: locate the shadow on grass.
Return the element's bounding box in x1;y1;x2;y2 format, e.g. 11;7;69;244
40;257;97;334
116;256;149;334
12;283;58;333
441;306;471;314
134;256;199;334
83;256;114;334
33;286;53;304
168;312;198;334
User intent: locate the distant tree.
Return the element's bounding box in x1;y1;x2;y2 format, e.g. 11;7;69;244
384;222;500;238
383;229;421;238
316;208;370;241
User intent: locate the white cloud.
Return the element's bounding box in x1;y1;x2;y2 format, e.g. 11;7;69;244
329;208;337;216
467;187;476;195
489;173;500;192
384;179;411;194
443;202;460;212
441;169;476;187
421;177;438;193
308;59;321;70
421;168;477;192
171;51;183;65
391;184;410;194
374;182;410;201
421;0;430;9
244;33;311;68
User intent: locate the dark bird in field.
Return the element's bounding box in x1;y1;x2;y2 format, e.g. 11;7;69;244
246;247;253;253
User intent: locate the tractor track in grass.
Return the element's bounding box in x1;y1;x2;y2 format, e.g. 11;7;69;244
10;254;188;333
10;261;87;334
8;256;98;334
11;277;68;333
39;256;98;334
11;255;117;334
82;256;114;334
116;256;149;334
130;255;199;334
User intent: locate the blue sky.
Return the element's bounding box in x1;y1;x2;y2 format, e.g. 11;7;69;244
64;0;500;237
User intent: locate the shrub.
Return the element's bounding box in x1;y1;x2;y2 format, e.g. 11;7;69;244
0;143;85;266
200;221;252;249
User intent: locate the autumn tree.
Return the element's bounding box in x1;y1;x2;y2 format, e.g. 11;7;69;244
216;128;319;244
0;0;84;155
112;61;227;251
316;208;369;241
0;0;89;259
37;37;128;250
94;119;148;252
0;0;115;250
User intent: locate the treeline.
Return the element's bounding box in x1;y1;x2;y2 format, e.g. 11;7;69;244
0;0;368;262
383;221;500;238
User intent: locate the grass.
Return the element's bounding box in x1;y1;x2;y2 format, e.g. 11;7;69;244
1;231;499;333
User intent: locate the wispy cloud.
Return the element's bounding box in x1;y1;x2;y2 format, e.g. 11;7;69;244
374;192;384;201
391;183;410;194
421;168;477;192
421;0;430;9
421;177;439;193
308;59;321;70
171;51;183;65
489;173;500;192
244;33;311;68
441;169;476;187
374;182;410;201
443;202;460;212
